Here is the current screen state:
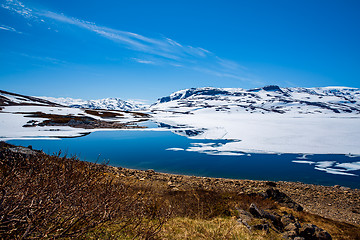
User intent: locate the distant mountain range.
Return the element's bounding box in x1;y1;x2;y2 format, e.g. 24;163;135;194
150;85;360;115
40;97;145;111
1;86;360;114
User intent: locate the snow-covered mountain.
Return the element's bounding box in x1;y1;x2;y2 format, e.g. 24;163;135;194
0;90;62;107
0;90;145;111
40;96;145;111
150;86;360;115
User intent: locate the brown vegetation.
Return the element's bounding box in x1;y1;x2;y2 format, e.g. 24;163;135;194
18;111;145;129
84;109;125;118
0;142;168;239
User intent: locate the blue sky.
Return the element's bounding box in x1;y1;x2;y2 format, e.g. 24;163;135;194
0;0;359;102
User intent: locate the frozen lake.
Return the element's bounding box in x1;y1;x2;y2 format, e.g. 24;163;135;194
8;129;360;189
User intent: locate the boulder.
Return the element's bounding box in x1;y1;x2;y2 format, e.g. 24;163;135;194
265;188;303;211
284;222;301;234
252;223;269;232
299;224;332;240
249;203;282;229
282;230;298;239
281;214;296;226
249;203;263;218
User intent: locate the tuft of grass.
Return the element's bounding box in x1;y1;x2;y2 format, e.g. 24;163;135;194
158;217;282;240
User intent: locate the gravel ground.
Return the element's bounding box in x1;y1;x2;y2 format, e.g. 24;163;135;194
112;166;360;226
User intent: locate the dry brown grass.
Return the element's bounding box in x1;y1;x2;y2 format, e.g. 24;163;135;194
158;217;281;240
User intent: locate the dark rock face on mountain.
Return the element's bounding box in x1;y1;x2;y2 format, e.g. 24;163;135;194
0;90;62;107
151;86;360;115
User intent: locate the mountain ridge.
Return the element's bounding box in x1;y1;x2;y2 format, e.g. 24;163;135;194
150;85;360;115
38;96;145;111
2;85;360;114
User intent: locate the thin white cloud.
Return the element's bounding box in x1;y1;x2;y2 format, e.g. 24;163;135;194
132;58;157;65
0;24;22;34
1;0;255;82
15;52;68;65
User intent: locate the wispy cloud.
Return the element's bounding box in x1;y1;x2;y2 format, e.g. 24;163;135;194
1;0;36;20
1;0;255;82
16;52;68;65
0;24;22;34
132;58;157;65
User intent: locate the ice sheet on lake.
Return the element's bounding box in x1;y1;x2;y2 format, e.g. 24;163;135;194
293;160;360;176
166;147;184;151
153;112;360;155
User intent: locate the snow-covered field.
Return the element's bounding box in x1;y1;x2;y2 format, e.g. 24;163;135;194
0;105;148;140
0;106;90;140
153;111;360;155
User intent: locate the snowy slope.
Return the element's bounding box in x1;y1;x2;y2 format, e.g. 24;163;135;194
0;90;62;107
150;86;360;115
40;96;145;111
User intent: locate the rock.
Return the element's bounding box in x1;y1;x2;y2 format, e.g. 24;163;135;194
265;181;277;187
281;214;296;226
284;222;301;233
265;188;303;211
237;209;253;222
8;146;37;156
282;230;298;239
294;237;305;240
237;209;253;230
145;169;155;175
249;203;282;229
249;203;263;218
252;223;269;232
299;224;332;240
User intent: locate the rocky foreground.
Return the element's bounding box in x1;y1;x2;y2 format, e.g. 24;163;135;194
109;166;360;226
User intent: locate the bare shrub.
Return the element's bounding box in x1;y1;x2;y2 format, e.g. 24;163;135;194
0;143;169;239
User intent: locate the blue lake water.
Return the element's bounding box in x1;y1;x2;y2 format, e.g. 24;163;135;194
8;130;360;189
